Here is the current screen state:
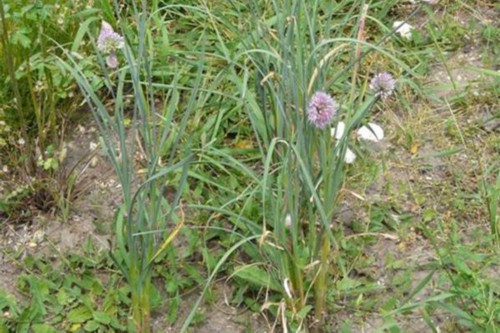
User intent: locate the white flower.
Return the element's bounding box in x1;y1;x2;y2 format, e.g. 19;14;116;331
343;147;357;164
332;121;355;163
331;121;385;164
357;123;384;142
393;21;414;40
331;121;345;139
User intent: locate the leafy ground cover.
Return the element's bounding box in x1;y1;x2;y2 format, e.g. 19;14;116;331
0;0;498;332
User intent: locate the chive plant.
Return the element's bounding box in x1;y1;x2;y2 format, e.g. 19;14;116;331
213;0;401;330
61;0;415;331
59;1;209;330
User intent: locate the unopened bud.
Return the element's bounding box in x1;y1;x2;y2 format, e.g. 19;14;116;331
284;214;292;229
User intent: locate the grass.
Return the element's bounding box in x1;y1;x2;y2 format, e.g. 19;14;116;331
0;0;499;332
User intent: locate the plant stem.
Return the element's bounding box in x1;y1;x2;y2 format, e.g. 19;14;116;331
314;231;330;326
132;277;151;333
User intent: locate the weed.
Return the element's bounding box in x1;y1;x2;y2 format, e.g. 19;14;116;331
0;242;128;332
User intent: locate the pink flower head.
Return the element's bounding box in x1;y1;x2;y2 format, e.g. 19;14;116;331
106;53;119;69
370;72;396;99
97;21;124;54
307;91;338;129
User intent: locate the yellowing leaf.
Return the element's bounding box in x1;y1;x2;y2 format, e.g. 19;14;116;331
149;219;184;265
410;143;420;154
70;323;82;332
234;139;253;149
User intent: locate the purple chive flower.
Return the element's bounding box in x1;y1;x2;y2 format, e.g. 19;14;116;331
370;72;396;99
97;21;124;68
307;91;338;129
106;53;119;69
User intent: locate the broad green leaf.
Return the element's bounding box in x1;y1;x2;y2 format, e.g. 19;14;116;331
232;265;281;292
296;305;313;320
92;311;111;325
56;289;72;306
340;321;354;333
0;290;19;314
68;306;92;323
150;284;161;309
452;257;473;276
32;324;57;333
336;277;362;291
83;320;100;332
167;294;180;324
12;30;31;48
